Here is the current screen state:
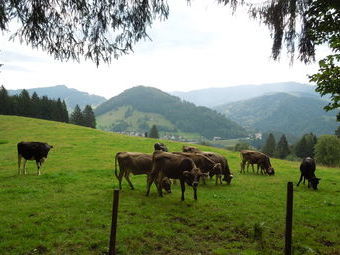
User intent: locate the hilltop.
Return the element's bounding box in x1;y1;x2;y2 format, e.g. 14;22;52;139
94;86;248;139
215;92;338;136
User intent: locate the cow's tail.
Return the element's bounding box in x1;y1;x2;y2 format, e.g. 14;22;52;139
114;153;119;179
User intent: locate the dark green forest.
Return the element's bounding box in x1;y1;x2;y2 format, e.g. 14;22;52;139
94;86;248;139
0;86;69;123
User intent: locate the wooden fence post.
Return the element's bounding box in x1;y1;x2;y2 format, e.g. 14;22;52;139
109;189;120;255
285;182;293;255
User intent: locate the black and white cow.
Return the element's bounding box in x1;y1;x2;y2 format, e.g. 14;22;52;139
297;157;321;190
17;142;53;175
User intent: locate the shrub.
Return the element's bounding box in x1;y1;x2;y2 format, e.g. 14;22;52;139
315;135;340;167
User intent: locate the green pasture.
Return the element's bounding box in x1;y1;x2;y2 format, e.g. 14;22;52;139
0;115;339;255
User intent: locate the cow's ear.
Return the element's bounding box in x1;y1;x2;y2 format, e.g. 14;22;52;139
317;178;321;181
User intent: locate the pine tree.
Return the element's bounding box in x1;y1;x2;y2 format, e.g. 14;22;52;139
17;89;32;117
62;100;69;123
275;135;290;159
149;125;159;139
295;133;317;158
262;133;276;157
31;92;41;118
70;105;84;126
0;85;11;115
82;105;96;128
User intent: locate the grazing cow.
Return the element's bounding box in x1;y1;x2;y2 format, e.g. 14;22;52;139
154;142;168;152
297;157;320;190
240;150;275;175
173;152;222;184
182;146;233;184
146;151;206;201
17;142;53;175
114;152;171;193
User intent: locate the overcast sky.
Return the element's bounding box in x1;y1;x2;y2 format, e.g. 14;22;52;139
0;1;328;99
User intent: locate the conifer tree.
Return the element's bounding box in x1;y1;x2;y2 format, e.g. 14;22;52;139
275;135;290;159
0;85;11;115
82;105;96;128
31;92;41;118
17;89;32;117
70;105;84;126
262;133;276;157
62;100;69;123
149;125;159;139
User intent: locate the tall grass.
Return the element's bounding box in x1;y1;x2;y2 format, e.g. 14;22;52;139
0;115;339;255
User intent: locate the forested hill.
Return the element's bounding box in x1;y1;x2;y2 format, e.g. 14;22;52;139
215;92;338;137
94;86;248;139
9;85;106;110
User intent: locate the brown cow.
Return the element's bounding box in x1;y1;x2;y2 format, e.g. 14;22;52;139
146;151;206;201
240;150;274;175
114;152;171;193
182;146;233;184
173;152;222;184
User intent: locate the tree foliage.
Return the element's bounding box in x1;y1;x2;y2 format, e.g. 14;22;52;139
82;105;96;128
149;124;159;138
262;133;276;157
275;134;290;159
315;135;340;167
294;133;317;158
0;0;169;65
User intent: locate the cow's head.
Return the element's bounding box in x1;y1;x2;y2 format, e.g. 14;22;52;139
183;168;207;199
222;173;234;184
161;177;172;193
44;144;53;158
266;167;275;176
154;143;168;152
308;177;321;190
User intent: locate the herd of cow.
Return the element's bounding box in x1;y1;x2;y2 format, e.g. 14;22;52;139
17;141;322;200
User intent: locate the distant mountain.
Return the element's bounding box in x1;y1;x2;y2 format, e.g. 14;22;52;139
171;82;322;107
94;86;248;139
9;85;107;110
215;92;338;137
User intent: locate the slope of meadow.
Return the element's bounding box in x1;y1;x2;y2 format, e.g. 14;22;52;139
0;115;339;255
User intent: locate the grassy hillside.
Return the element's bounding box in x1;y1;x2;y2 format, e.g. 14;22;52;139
94;86;248;139
0;115;339;255
215;93;338;137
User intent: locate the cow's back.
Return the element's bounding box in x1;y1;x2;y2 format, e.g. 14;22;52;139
117;152;152;173
300;157;316;178
17;142;46;160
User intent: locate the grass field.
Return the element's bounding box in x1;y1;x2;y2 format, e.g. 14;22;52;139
0;115;339;255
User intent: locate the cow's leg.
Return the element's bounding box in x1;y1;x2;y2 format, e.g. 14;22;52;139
117;168;125;189
240;160;246;173
297;174;303;186
18;154;22;175
180;179;185;201
124;171;134;190
303;176;306;185
146;172;156;196
252;163;256;174
23;159;27;174
156;173;164;197
36;161;41;175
